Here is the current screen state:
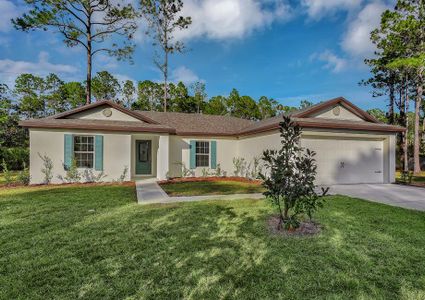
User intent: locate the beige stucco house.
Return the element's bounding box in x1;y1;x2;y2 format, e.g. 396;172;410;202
20;97;404;185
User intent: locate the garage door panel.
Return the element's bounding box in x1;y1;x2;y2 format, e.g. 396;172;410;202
301;137;384;185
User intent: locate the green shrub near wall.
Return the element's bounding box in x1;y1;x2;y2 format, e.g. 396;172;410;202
0;147;29;171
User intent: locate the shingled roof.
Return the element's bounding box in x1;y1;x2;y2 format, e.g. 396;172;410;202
20;97;405;135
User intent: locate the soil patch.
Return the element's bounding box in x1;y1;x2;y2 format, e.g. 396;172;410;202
159;176;262;185
267;215;322;237
0;181;135;190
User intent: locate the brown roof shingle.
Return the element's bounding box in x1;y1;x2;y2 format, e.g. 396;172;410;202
136;111;255;136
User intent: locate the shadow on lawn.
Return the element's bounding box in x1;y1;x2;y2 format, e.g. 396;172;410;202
2;188;425;299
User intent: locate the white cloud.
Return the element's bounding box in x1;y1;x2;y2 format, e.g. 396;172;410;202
311;50;348;73
0;0;20;32
171;66;202;84
0;51;79;86
173;0;292;40
301;0;363;19
341;2;388;57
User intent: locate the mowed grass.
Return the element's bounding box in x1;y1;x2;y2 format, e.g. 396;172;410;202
1;185;425;299
160;180;265;196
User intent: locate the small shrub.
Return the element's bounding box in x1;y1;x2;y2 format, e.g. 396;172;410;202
17;162;30;185
233;157;246;177
214;163;223;177
39;153;53;184
248;156;262;179
400;170;413;184
201;168;210;177
63;159;81;183
82;169;107;183
1;159;13;185
174;161;193;177
118;165;128;183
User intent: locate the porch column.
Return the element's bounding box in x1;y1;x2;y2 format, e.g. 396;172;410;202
157;135;170;180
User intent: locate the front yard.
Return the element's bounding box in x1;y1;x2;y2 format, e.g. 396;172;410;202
160;179;265;196
1;184;425;299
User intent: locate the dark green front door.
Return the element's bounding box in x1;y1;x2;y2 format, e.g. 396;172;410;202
136;140;152;175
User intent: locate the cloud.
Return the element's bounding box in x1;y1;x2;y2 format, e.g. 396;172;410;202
173;0;292;40
0;51;79;86
301;0;363;19
0;0;20;32
311;50;348;73
341;2;389;57
171;66;202;84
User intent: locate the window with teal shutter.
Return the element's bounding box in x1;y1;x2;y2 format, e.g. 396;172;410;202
210;141;217;169
64;134;73;170
190;140;196;169
95;135;104;171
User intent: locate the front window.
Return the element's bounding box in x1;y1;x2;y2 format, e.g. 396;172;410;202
195;141;209;167
74;136;94;168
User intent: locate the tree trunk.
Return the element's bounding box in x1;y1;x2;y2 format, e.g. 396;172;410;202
389;82;395;124
163;51;168;112
85;9;92;105
399;87;407;170
414;71;423;174
404;81;410;172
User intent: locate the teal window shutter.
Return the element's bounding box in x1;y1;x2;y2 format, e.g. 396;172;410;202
210;141;217;169
95;135;104;171
190;140;196;169
64;134;73;170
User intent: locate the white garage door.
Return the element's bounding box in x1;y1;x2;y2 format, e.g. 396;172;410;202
301;137;384;185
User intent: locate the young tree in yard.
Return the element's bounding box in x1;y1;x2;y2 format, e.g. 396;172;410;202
13;0;137;105
91;71;121;101
140;0;191;111
260;116;328;230
122;80;136;108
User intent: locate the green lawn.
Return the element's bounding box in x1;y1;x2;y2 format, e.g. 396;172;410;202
1;185;425;299
160;180;265;196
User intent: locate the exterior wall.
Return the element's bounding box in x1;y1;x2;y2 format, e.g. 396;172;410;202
310;105;364;121
168;136;237;177
237;131;281;164
29;129;132;184
68;106;142;122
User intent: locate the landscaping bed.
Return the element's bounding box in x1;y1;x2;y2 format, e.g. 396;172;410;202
2;185;425;298
159;177;264;196
395;171;425;187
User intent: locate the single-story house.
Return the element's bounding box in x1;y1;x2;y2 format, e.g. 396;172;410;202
20;97;405;185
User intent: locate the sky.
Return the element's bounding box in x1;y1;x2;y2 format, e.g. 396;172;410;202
0;0;395;110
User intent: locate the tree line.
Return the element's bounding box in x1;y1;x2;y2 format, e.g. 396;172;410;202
0;71;308;150
362;0;424;174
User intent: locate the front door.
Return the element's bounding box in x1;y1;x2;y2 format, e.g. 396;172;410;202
136;140;152;175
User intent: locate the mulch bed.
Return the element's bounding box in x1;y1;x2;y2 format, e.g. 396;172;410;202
158;176;262;185
267;215;322;237
0;181;135;190
395;181;425;188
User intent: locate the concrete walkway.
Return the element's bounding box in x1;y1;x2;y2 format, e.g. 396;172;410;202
329;184;425;211
135;179;263;205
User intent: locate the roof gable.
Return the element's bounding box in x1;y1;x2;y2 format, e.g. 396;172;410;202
49;100;159;124
291;97;379;123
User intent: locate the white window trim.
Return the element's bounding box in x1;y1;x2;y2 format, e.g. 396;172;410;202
73;135;96;170
195;140;210;168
